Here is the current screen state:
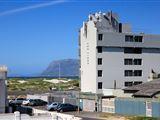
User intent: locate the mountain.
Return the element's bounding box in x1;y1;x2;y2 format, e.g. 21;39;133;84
41;59;79;77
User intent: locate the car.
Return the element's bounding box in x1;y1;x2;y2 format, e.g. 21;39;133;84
22;99;34;106
47;102;61;111
9;98;26;106
28;99;48;106
56;103;79;112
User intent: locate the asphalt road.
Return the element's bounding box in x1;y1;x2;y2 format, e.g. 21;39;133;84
82;117;103;120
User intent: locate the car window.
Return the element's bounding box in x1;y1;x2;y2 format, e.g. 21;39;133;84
17;98;24;100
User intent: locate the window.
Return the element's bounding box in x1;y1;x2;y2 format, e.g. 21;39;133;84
125;70;142;77
125;70;133;76
134;59;142;65
124;59;132;65
125;82;133;87
124;47;142;54
125;35;133;42
98;82;102;89
134;70;142;76
98;70;102;77
134;81;142;85
97;46;102;53
98;58;102;65
134;36;143;42
98;34;103;41
125;35;143;42
124;58;142;65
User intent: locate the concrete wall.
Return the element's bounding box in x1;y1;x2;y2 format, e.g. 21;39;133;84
102;98;115;113
97;46;160;90
0;66;7;113
97;32;160;49
27;94;49;102
80;21;97;93
0;111;82;120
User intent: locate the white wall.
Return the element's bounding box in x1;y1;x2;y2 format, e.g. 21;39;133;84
80;21;97;93
0;68;7;113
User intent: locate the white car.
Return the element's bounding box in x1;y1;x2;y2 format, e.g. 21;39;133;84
22;99;34;106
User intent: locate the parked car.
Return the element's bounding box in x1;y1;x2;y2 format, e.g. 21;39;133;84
47;102;61;111
9;98;26;106
28;99;48;106
15;106;33;116
22;99;34;106
56;103;80;112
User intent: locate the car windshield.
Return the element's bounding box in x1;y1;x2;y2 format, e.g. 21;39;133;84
17;98;24;100
52;103;57;105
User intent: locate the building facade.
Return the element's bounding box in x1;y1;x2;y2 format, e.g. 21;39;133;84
0;66;7;113
79;11;160;94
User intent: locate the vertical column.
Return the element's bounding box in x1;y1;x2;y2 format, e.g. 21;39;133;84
0;66;7;113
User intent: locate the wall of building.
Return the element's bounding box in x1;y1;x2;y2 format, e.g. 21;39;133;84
0;66;7;113
80;21;97;93
97;32;160;49
97;46;160;90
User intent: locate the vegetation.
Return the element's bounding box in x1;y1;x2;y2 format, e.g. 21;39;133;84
100;113;158;120
7;78;80;92
127;116;158;120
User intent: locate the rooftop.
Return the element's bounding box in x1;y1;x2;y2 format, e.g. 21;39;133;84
123;79;160;98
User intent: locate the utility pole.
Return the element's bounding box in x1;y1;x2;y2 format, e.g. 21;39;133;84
58;62;61;91
78;90;80;114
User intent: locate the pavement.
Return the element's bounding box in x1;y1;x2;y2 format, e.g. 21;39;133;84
65;112;105;120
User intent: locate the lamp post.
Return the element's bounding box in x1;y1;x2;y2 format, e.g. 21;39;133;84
58;62;61;91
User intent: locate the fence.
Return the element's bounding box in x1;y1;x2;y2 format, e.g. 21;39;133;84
115;98;146;116
102;98;160;118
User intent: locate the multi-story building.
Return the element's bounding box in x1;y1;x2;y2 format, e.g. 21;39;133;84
0;66;7;113
79;11;160;95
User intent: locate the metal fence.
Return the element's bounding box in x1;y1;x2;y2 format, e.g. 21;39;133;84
111;98;160;118
115;98;146;116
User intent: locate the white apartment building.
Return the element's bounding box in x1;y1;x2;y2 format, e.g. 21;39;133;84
79;11;160;95
0;66;7;113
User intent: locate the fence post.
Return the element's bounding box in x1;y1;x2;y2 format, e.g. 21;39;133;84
14;111;20;120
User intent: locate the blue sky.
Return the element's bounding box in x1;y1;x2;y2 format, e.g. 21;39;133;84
0;0;160;76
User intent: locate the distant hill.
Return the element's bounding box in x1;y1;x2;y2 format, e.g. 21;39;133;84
41;59;79;77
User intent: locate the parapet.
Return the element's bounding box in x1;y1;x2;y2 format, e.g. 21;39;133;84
0;66;7;72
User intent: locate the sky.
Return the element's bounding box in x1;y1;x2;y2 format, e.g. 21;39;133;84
0;0;160;76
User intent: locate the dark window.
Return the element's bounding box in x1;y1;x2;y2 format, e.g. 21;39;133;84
97;47;102;53
98;70;102;77
125;35;133;42
125;35;143;42
98;34;103;41
134;81;142;85
98;82;102;89
125;70;133;76
124;59;132;65
98;58;102;65
134;36;143;42
134;59;142;65
124;47;142;54
134;70;142;76
125;82;133;87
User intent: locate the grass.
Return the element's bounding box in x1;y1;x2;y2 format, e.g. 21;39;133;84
7;78;80;92
127;116;158;120
100;113;158;120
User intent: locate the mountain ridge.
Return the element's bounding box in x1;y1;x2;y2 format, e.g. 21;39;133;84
41;59;79;77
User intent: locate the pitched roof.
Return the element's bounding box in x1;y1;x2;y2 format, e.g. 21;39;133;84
123;79;160;97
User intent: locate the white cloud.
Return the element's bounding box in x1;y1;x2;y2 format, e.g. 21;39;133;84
0;0;65;16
